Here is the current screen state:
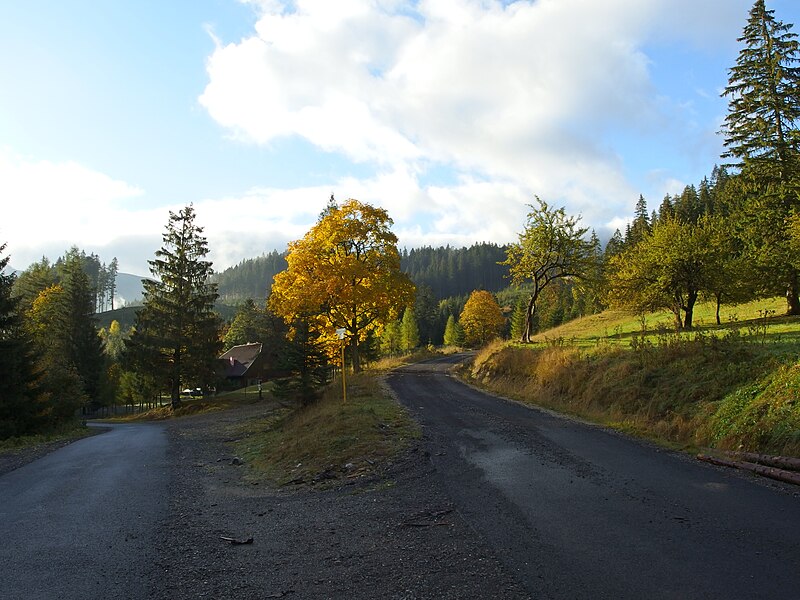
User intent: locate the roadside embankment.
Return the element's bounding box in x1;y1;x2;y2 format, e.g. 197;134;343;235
462;335;800;458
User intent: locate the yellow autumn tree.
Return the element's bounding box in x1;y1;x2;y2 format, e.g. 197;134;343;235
459;290;505;347
269;198;415;372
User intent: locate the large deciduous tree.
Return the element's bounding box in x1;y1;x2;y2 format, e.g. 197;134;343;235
722;0;800;314
503;198;596;342
606;218;718;330
269;198;415;373
124;205;222;408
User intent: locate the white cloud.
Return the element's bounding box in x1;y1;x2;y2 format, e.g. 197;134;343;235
5;1;753;276
199;0;737;244
0;150;146;269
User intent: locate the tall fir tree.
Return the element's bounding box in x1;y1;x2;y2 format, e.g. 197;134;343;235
60;255;107;407
442;314;465;347
627;195;651;245
125;205;222;408
722;0;800;313
722;0;800;183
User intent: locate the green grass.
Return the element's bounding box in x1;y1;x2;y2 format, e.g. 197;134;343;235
466;297;800;457
231;372;421;487
529;297;795;348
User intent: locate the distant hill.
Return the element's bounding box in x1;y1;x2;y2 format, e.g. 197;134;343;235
401;243;510;298
211;251;288;304
209;244;511;305
115;272;149;307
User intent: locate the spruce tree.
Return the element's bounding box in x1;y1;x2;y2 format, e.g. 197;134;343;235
443;314;465;347
722;0;800;313
125;205;222;408
722;0;800;182
273;317;330;405
59;255;107;409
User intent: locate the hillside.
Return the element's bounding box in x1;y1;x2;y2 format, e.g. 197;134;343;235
464;298;800;458
115;272;149;306
210;243;511;305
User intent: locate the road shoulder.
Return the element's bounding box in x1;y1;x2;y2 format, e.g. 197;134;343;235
158;403;529;600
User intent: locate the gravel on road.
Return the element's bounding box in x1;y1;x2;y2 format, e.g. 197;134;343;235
156;403;529;600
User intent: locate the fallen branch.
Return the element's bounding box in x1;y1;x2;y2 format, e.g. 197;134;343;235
697;454;800;486
220;536;254;545
714;450;800;473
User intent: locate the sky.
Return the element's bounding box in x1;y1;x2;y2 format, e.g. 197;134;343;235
2;0;800;276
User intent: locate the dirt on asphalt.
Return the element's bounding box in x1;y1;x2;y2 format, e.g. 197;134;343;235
154;403;529;600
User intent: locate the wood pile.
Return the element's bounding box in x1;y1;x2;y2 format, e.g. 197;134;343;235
697;449;800;486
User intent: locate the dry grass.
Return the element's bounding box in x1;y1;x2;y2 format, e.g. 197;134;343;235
232;372;421;487
466;325;799;455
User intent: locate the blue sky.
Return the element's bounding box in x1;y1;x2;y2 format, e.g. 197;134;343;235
2;0;799;276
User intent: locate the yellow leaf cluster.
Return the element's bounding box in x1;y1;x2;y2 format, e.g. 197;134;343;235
270;199;415;354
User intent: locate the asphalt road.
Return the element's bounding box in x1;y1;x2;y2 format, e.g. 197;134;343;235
387;355;800;600
0;422;169;600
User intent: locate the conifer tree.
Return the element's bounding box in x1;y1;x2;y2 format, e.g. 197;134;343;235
125;205;222;408
0;244;43;438
722;0;800;183
380;317;403;356
59;255;107;407
443;314;465;347
721;0;800;313
627;195;651;245
400;307;420;352
272;317;330;405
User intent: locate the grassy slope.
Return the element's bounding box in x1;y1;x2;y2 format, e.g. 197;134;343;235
231;372;421;487
465;297;800;457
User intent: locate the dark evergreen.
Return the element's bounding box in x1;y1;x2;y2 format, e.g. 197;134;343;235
722;0;800;182
722;0;800;314
272;317;331;406
626;195;651;245
0;244;43;439
59;255;107;410
400;243;510;300
413;285;438;345
125;205;223;409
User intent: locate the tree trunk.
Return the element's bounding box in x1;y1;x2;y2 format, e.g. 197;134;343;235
683;289;698;329
171;347;182;409
351;338;361;374
787;271;800;315
522;294;537;343
715;293;722;326
171;380;181;409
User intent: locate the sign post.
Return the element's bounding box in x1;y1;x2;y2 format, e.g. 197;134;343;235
336;328;347;404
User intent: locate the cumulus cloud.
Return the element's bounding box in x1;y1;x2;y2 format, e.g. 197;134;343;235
198;0;746;248
5;1;755;275
0;150;146;270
